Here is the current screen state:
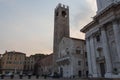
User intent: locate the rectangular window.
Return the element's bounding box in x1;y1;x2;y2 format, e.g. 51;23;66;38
10;57;12;60
9;61;12;64
85;52;87;58
86;62;88;66
7;57;9;60
76;50;81;54
78;61;81;65
96;35;100;42
19;57;21;60
67;51;69;55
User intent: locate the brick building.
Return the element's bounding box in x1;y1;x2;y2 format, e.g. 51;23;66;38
1;51;26;74
38;54;53;76
24;55;35;74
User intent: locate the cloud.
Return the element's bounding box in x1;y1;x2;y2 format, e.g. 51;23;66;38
70;27;85;39
72;0;96;28
70;0;97;39
86;0;97;10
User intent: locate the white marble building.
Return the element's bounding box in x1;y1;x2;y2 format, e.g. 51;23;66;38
56;37;88;78
81;0;120;78
97;0;120;13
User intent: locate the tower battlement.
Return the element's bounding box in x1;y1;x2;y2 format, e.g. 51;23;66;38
55;3;69;10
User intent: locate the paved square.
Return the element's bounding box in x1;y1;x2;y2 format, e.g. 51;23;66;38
0;75;87;80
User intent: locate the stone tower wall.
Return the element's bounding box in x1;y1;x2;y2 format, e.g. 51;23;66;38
53;3;70;72
53;3;70;59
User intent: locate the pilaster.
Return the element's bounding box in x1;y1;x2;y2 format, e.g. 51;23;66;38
101;27;112;78
89;36;98;77
86;38;93;77
112;20;120;62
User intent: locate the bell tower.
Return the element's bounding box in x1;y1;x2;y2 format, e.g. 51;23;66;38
53;3;70;72
53;3;70;58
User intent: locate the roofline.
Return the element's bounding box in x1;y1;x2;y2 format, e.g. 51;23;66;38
80;2;120;33
3;51;26;55
80;21;95;33
63;37;85;41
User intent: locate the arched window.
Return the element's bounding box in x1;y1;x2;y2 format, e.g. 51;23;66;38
62;11;67;18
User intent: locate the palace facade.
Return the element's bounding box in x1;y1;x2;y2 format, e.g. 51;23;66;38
81;0;120;78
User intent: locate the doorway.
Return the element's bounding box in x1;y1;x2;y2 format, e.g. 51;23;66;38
60;67;63;77
86;71;88;77
100;63;105;77
78;70;82;77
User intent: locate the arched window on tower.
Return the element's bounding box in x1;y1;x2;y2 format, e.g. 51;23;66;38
61;11;67;18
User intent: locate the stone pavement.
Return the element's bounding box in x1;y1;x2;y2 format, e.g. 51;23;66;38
0;76;88;80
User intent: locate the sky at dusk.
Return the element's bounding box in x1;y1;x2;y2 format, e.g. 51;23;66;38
0;0;97;56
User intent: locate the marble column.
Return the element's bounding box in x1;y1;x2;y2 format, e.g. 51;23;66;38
89;36;98;77
86;38;93;77
101;27;112;78
112;20;120;62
